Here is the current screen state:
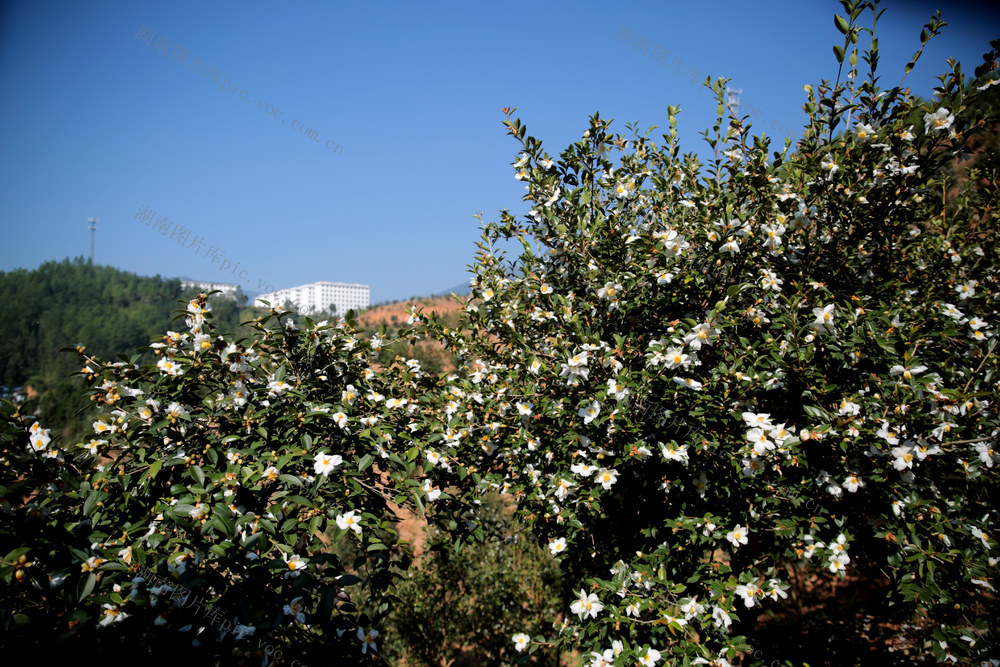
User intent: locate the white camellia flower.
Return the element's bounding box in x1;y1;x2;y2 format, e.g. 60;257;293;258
942;303;966;320
282;552;307;573
742;412;772;428
660;442;689;463
512;632;531;652
726;524;749;548
955;280;977;300
313;452;343;476
812;304;835;332
590;648;616;666
735;582;760;607
607;378;630;401
747;428;774;455
711;605;732;628
554;478;574;500
421;478;442;501
638;647;661;666
821;153;839;175
579;401;602;424
877;421;901;445
614;180;636;198
28;423;51;452
672;377;703;390
597;281;622;300
267;379;290;395
923;107;954;133
98;603;128;627
969;526;992;549
337;510;362;534
974;442;998;468
595;468;618;490
358;627;379;654
283;596;306;624
844;474;863;492
664;348;689;370
570;589;604;619
548;537;567;555
829;552;850;573
156;357;183;376
765;579;789;602
892;444;915;470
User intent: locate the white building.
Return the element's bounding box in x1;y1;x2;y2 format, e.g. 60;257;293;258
180;280;242;299
254;281;370;316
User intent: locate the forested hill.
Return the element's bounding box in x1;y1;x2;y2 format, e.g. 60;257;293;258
0;257;251;436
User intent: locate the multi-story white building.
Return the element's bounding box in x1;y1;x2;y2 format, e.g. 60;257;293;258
254;281;370;316
180;280;242;299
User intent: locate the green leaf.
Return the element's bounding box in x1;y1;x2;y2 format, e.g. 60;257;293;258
834;14;850;34
141;460;162;487
4;547;32;562
833;44;845;64
78;572;96;602
243;531;267;550
192;466;205;487
279;473;304;488
337;574;363;587
83;490;100;517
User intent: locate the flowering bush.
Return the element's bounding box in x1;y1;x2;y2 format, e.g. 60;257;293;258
1;298;440;662
407;4;999;664
3;2;998;664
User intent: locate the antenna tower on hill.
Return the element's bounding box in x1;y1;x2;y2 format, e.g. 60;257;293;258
88;217;99;263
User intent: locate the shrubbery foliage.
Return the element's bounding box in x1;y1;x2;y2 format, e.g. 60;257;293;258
3;2;998;664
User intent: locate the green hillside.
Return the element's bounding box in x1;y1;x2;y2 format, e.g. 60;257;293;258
0;257;253;439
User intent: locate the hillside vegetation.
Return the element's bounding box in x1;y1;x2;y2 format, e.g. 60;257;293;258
0;257;252;439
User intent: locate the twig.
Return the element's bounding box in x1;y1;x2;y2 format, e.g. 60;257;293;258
938;436;994;448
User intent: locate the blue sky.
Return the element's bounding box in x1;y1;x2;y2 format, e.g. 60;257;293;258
1;0;996;304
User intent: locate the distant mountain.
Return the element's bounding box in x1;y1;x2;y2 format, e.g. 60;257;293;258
432;281;471;297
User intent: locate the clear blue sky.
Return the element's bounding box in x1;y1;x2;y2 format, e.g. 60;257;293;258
1;0;996;303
